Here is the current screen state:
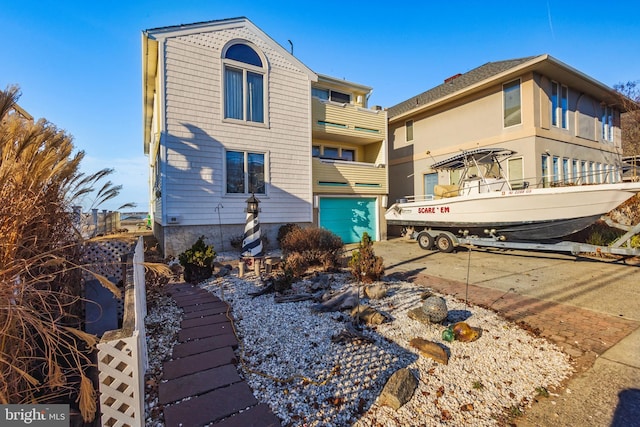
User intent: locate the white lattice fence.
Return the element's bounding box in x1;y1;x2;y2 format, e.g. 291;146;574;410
97;236;147;427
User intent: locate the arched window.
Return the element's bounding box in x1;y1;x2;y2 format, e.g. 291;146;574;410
222;42;266;123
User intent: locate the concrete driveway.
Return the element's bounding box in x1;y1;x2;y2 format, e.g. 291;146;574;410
370;238;640;426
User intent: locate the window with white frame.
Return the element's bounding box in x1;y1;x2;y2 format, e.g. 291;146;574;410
312;87;351;103
503;79;521;127
572;159;578;184
225;150;266;194
551;82;569;129
406;120;414;142
552;156;560;184
223;43;266;124
541;154;549;187
601;106;615;143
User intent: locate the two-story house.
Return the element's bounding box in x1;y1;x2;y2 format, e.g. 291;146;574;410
387;54;627;235
142;17;387;255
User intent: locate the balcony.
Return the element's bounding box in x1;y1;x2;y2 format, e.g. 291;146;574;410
312;98;386;144
312;157;387;194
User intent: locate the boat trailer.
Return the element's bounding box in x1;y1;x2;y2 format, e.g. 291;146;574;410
408;219;640;258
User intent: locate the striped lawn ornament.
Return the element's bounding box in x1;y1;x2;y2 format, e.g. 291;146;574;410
242;194;263;257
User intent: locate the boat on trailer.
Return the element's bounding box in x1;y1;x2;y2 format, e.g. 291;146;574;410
385;148;640;254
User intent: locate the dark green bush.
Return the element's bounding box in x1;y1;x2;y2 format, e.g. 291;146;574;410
178;236;216;283
178;236;216;267
584;222;624;246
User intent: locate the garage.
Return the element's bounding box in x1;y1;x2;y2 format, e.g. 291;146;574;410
318;197;377;244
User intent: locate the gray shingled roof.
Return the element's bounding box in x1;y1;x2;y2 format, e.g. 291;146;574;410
387;56;540;118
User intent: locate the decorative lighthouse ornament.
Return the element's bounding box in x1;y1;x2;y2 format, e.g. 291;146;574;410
241;193;263;257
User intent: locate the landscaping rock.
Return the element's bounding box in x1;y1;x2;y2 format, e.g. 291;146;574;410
364;284;387;299
407;307;433;325
377;368;418;410
409;337;449;365
350;305;388;325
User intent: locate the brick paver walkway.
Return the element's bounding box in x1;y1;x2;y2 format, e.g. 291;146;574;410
390;272;639;373
160;283;281;427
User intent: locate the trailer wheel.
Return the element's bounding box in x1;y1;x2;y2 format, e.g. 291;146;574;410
417;232;434;250
436;234;455;253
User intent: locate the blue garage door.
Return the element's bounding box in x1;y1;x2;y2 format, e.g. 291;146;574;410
319;197;377;244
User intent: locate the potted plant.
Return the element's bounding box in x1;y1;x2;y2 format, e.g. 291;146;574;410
178;236;216;283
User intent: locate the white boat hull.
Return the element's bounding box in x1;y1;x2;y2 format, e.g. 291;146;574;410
385;183;640;240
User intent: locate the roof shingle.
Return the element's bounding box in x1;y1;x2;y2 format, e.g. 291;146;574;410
387;56;540;118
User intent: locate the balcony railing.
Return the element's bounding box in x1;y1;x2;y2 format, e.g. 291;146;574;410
313;157;387;194
312;98;386;143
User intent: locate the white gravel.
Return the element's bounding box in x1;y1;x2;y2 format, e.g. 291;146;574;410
199;271;573;427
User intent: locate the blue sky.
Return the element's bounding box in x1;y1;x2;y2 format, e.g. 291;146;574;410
2;0;639;211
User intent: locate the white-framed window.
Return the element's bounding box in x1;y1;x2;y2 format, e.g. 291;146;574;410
312;87;351;103
572;159;578;184
552;156;560;184
406;119;414;142
225;150;266;195
503;79;522;127
601;106;615;143
222;42;266;124
541;154;549;187
562;158;569;184
551;81;569;129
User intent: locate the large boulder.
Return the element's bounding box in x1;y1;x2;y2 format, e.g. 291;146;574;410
377;368;418;410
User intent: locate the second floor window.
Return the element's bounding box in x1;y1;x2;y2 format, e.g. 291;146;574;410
223;43;266;124
312;87;351;103
551;82;569;129
406;120;414;141
503;79;521;127
602;106;615;143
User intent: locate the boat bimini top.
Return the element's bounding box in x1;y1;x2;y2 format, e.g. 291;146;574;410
430;148;516;171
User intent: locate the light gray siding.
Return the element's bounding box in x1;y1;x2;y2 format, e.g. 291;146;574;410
160;26;313;230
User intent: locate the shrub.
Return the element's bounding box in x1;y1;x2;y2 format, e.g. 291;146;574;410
349;232;384;283
178;236;216;283
280;226;343;271
277;223;301;246
585;222;624;246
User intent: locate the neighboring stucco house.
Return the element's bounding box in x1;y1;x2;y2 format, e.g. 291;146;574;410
142;17;387;255
387;54;628;234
